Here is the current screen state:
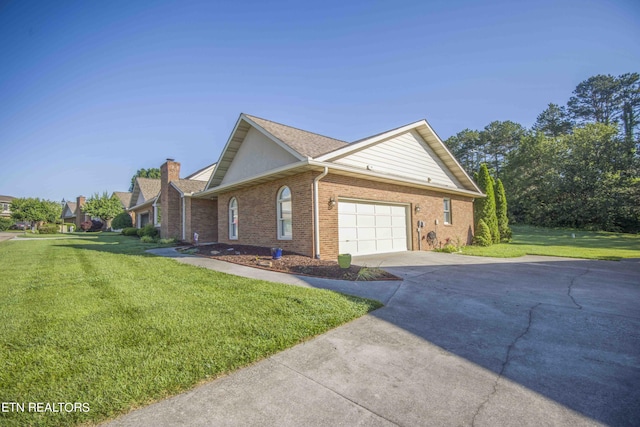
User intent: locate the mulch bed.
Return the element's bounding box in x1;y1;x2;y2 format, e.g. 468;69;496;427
180;243;400;281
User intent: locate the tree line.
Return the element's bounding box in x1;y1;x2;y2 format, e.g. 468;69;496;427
446;73;640;233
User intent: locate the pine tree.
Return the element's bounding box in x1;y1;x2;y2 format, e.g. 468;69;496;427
474;163;500;244
473;219;492;246
494;178;512;242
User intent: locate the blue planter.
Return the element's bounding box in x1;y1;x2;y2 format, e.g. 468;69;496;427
271;247;282;260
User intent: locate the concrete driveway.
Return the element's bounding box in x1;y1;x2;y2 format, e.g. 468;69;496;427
0;232;16;242
109;251;640;427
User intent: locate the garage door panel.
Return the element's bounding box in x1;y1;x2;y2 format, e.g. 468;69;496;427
376;215;392;227
358;240;377;254
341;227;357;240
376;227;393;239
339;214;357;227
375;205;391;215
357;204;375;214
392;216;406;227
338;201;408;256
357;227;376;240
358;215;375;227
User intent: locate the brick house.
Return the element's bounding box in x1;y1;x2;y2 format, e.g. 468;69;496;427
128;178;161;228
158;161;217;242
172;113;484;259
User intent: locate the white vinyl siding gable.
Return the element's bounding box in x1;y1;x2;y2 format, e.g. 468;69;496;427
221;127;299;186
333;130;463;189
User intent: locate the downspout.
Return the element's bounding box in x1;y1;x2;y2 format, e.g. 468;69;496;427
313;167;329;259
181;195;186;241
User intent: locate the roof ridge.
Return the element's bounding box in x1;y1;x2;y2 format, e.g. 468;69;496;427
244;114;348;144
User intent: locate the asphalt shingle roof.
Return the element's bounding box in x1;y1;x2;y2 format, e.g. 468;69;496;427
245;114;349;158
113;191;133;208
135;178;161;204
172;179;207;194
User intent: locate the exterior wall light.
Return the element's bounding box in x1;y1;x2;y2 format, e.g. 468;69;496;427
415;204;421;213
328;197;337;209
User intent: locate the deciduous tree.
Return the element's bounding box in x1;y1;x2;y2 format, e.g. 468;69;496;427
82;192;125;229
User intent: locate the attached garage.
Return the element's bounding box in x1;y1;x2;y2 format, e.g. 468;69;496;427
338;200;409;256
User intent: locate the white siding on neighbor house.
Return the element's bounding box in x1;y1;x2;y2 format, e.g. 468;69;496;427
334;130;463;189
187;164;215;181
63;207;73;217
221;127;299;185
135;192;145;206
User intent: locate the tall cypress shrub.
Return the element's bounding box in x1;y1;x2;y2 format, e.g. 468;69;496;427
495;178;512;242
474;164;500;244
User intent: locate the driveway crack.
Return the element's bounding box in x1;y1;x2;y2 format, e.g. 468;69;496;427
471;302;541;426
272;358;401;426
568;268;589;309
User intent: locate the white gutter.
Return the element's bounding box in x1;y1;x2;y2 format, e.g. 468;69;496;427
313;167;329;259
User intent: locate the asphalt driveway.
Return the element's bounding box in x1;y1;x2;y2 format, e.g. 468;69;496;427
109;251;640;426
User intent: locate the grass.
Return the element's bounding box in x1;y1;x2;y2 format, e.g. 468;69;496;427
461;224;640;261
0;234;381;426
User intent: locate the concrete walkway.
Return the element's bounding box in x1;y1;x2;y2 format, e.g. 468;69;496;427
107;249;640;426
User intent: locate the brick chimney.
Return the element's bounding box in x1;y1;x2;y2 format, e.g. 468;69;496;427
160;159;180;238
75;196;86;230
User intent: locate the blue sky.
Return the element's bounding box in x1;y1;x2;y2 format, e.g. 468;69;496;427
1;0;638;201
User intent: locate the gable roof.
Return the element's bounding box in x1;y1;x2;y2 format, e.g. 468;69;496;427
112;191;133;209
316;119;481;194
206;114;349;189
171;179;207;195
129;178;161;209
199;114;482;198
244;115;348;158
61;201;77;218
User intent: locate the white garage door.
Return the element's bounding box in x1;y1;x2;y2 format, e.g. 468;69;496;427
338;201;408;256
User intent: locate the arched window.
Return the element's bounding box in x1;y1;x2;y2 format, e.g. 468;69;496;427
229;197;238;239
277;186;292;240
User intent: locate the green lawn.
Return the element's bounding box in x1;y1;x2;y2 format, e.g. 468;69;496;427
0;235;381;427
461;224;640;260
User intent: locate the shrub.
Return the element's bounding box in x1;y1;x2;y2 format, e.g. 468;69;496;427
111;212;133;230
121;227;139;236
137;223;159;238
158;238;177;245
81;220;103;232
0;217;13;231
140;235;156;243
38;223;59;234
473;219;493;246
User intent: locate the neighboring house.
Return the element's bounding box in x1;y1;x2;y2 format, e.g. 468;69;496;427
112;191;133;211
162;113;484;259
0;195;15;218
159;161;216;241
61;201;77;224
128;178;161;228
61;196;92;229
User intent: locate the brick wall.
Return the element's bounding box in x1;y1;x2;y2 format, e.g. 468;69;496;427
164;185;182;239
318;173;475;259
217;172;315;256
160;160;180;239
186;197;218;243
75;196;86;229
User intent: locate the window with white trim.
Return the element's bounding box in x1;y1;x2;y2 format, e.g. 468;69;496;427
277;186;292;239
229;197;238;239
443;198;451;224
